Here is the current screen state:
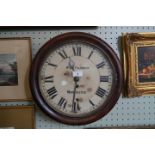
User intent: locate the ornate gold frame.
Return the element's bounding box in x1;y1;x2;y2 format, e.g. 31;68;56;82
122;32;155;97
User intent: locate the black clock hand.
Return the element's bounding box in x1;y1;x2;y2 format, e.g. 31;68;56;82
72;81;77;113
68;57;75;71
72;77;79;113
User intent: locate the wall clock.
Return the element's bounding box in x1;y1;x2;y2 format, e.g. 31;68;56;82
30;32;122;125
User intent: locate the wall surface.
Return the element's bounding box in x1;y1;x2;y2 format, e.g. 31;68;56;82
0;26;155;128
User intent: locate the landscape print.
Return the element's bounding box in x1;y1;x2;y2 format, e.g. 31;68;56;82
0;54;18;86
138;46;155;83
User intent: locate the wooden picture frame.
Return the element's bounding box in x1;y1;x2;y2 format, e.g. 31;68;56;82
122;32;155;97
0;105;35;129
0;38;32;101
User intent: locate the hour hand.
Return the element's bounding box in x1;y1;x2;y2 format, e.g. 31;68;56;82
68;57;75;71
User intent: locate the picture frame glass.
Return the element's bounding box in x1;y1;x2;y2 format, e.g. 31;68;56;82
137;46;155;83
0;53;18;86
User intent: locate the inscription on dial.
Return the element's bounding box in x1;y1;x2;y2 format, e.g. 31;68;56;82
67;90;87;94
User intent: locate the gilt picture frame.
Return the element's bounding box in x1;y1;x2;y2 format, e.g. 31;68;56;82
122;32;155;97
0;38;32;101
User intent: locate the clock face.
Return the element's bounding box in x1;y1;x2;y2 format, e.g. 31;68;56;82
30;32;122;125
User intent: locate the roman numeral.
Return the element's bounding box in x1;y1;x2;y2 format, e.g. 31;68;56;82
77;103;81;111
47;87;58;99
72;98;81;113
58;97;67;108
48;63;57;68
72;102;81;113
96;87;107;98
73;46;81;56
88;51;94;59
100;76;109;82
58;50;68;59
89;99;95;106
44;76;54;83
96;61;105;69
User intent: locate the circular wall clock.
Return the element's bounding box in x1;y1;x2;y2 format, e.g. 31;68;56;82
30;32;122;125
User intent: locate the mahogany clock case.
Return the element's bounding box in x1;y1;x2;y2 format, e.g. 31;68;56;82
30;32;123;125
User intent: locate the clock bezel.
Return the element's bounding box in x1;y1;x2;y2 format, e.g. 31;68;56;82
30;32;122;125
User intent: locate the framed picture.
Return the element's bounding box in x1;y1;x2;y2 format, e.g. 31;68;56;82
122;33;155;97
0;38;32;101
0;105;35;129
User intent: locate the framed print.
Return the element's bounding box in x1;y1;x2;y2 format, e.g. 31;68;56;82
0;105;35;129
0;38;32;101
122;33;155;97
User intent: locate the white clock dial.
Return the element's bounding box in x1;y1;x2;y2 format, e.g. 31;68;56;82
39;42;113;117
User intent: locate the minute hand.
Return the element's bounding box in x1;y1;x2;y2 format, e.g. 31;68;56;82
72;82;77;113
72;77;79;113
